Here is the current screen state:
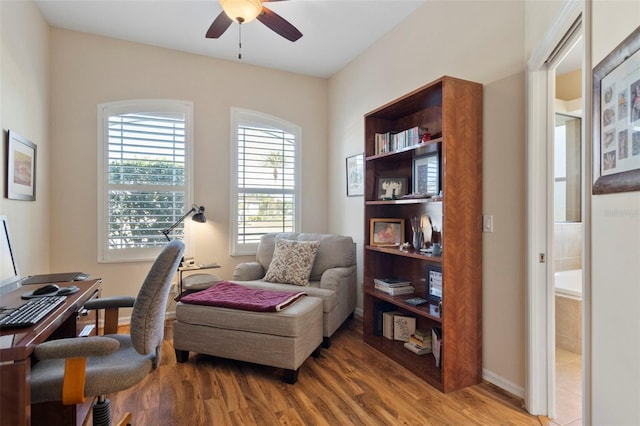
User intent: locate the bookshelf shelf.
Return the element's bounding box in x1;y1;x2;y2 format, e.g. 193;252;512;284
362;76;483;393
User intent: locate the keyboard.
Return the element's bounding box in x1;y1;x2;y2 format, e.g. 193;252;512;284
0;296;67;329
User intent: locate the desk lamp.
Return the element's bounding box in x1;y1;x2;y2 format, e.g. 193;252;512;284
161;204;206;241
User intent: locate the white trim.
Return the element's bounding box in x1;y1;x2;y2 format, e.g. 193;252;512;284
482;369;525;399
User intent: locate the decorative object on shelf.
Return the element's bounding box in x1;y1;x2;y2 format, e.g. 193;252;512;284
593;24;640;194
370;218;405;246
413;152;440;196
6;130;36;201
161;204;207;241
410;215;424;250
421;127;432;142
377;177;407;200
346;153;364;196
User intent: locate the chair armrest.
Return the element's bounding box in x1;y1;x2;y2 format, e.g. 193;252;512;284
319;266;356;292
84;296;136;335
83;296;136;311
232;262;265;281
34;336;120;360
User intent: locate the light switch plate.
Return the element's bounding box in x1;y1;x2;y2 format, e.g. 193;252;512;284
482;215;493;232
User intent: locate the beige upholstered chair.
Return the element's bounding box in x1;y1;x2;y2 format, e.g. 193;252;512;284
29;240;184;426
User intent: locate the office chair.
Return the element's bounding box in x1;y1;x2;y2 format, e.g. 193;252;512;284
29;240;184;426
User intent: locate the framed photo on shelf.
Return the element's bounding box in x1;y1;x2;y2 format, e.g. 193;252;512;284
377;177;407;200
413;152;440;195
346;153;364;196
6;130;37;201
370;218;405;246
425;263;443;302
593;25;640;194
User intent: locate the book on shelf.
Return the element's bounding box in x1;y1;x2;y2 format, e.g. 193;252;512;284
373;278;411;288
382;311;402;339
373;302;396;336
432;326;442;368
374;126;422;155
409;333;432;348
404;341;432;355
393;315;416;342
374;283;415;296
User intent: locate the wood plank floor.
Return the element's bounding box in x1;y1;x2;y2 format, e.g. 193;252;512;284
105;317;549;425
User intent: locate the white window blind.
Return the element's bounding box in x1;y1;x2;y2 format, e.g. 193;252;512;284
98;100;193;262
231;109;301;255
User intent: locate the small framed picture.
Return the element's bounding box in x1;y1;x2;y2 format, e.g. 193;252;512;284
370;218;405;246
425;263;443;302
413;152;440;196
377;177;407;200
6;130;37;201
346;153;364;196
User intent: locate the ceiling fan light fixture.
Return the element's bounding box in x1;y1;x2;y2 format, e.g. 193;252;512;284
220;0;262;24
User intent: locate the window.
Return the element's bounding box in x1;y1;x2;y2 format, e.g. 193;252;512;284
98;100;193;262
230;108;301;255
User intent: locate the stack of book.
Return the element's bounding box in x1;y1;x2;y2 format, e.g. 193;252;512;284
373;278;414;296
403;328;432;355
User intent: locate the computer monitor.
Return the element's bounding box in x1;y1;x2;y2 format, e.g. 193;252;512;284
0;215;21;296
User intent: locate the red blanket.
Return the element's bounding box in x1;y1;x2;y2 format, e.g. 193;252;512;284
180;281;306;312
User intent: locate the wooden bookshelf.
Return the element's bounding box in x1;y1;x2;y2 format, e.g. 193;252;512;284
362;76;483;393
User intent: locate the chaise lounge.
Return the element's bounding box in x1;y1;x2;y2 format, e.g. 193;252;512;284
230;232;357;347
173;233;356;382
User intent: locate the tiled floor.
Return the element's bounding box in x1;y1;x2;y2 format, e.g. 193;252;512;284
553;349;582;426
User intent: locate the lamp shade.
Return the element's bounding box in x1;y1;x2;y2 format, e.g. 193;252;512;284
220;0;262;23
192;205;206;223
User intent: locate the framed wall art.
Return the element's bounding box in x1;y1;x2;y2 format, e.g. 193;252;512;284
370;218;405;246
346;153;364;196
6;130;37;201
593;25;640;194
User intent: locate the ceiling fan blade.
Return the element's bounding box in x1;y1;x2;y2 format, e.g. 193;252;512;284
257;5;302;42
206;11;233;38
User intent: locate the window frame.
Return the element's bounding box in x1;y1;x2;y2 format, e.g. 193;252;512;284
229;107;301;256
97;99;194;263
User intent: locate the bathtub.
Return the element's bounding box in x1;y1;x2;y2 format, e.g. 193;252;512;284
554;269;582;300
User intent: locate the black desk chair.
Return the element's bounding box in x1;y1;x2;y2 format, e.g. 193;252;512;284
29;240;184;426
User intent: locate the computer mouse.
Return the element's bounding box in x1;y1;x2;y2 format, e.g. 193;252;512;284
33;284;59;296
57;286;78;295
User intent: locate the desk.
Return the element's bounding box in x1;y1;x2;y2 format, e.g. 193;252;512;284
0;279;101;426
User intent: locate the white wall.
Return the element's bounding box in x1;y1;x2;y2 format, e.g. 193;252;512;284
590;2;640;424
45;29;329;300
328;1;528;393
0;1;51;276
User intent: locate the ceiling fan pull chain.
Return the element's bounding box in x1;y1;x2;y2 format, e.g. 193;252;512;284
238;22;242;60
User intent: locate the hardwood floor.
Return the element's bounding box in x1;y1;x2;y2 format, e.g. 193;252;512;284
104;317;549;425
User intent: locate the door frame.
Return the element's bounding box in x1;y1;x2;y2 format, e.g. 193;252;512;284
525;0;591;421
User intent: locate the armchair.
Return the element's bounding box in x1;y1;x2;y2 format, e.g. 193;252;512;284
29;240;184;426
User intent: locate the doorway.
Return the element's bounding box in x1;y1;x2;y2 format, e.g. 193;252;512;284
553;57;584;424
525;1;591;423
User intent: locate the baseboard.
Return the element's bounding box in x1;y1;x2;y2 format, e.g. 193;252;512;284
354;307;363;317
482;368;525;399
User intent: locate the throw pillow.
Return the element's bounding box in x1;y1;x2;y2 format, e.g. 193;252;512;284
264;239;320;286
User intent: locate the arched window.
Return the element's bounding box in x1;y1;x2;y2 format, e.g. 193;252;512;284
230;108;301;255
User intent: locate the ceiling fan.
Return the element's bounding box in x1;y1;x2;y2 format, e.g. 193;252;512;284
206;0;303;42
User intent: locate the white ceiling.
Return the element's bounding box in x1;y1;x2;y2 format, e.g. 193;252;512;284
34;0;426;78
